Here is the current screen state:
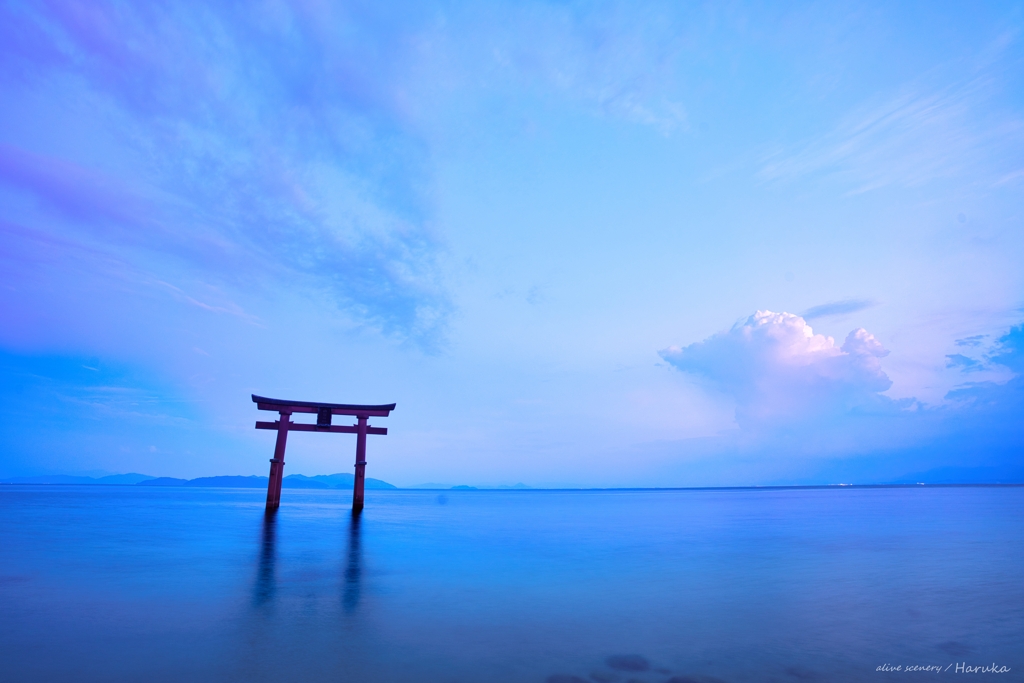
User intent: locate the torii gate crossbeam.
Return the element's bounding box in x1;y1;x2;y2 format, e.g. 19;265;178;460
252;394;396;511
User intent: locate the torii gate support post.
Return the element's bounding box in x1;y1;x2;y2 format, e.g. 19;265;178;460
353;415;368;511
266;410;292;509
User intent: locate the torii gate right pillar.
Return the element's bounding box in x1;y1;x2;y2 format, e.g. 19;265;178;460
353;416;369;511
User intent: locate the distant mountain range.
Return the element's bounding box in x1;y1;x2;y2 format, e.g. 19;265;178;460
0;473;156;486
0;472;396;489
406;482;534;489
8;469;1017;489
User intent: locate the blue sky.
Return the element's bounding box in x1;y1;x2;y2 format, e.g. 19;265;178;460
1;0;1022;486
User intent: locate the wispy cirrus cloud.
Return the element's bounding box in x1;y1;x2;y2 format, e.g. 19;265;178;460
955;335;987;348
945;324;1024;377
0;1;715;349
0;1;753;351
758;40;1024;193
946;353;985;373
453;1;698;135
0;1;451;346
801;298;877;320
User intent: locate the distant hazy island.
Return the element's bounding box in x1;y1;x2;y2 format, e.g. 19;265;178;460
0;474;540;490
0;473;397;489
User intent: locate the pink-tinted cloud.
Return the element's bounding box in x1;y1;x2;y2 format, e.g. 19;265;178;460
660;310;893;427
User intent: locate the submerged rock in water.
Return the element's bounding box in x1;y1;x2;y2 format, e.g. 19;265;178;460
938;640;973;657
606;655;649;672
784;666;822;680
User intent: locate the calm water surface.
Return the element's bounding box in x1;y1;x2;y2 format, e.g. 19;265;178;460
1;486;1021;682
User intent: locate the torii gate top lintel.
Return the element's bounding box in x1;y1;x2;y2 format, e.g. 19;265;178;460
253;394;395;512
252;394;396;417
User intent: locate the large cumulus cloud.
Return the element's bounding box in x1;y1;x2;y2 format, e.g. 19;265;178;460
657;312;1023;482
660;311;895;428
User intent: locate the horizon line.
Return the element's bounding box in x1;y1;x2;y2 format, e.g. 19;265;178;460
2;480;1022;490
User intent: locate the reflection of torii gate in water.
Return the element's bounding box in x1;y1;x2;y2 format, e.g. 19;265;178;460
252;394;396;511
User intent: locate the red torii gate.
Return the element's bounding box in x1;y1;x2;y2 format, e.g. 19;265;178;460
253;394;396;511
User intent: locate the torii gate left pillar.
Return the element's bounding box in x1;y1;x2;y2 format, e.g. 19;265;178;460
266;408;292;509
252;395;396;512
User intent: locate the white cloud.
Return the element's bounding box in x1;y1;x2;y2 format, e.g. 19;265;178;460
660;311;892;427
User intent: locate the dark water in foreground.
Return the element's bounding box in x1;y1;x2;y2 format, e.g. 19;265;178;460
1;486;1021;683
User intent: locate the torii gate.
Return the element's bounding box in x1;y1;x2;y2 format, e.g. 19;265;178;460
252;394;396;511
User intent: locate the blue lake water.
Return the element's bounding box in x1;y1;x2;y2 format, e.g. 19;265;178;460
1;485;1021;682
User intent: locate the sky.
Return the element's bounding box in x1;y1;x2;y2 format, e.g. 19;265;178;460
1;0;1023;487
